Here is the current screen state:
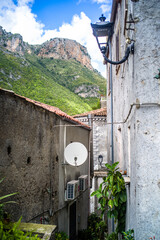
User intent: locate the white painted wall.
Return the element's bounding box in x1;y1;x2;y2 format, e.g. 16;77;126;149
106;0;160;239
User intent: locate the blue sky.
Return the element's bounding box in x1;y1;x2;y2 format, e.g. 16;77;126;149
31;0;110;30
0;0;112;76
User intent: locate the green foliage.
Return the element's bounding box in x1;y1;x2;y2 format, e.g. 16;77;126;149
91;162;127;233
39;57;106;93
55;231;69;240
105;232;118;240
0;178;17;221
122;229;134;240
0;217;41;240
78;213;107;240
0;47;106;115
0;179;40;239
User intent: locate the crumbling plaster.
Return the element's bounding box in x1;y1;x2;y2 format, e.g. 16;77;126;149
0;90;59;223
106;0;160;239
0;89;91;238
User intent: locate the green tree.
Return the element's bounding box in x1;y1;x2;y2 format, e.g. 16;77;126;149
91;162;127;233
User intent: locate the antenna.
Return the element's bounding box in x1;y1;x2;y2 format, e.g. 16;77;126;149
64;142;88;166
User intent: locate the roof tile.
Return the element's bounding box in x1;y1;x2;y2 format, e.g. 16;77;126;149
0;88;91;130
73;107;107;117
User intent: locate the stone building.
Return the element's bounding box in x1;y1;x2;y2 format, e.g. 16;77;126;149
0;88;91;239
105;0;160;239
74;104;107;213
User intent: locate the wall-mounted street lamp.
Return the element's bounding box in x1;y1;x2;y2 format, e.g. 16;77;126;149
91;14;134;65
98;154;103;168
91;14;134;171
91;14;134;234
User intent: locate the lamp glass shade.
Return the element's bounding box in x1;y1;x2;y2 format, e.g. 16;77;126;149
91;22;113;38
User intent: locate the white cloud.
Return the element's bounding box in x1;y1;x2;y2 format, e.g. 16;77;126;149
93;0;111;3
0;0;44;43
92;0;112;17
0;0;106;77
100;4;111;14
0;0;15;14
17;0;34;7
92;0;108;3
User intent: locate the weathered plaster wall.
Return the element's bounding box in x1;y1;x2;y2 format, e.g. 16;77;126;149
0;89;59;224
0;89;91;239
74;116;107;168
106;0;160;239
92;119;107;168
75;115;107;213
57;123;90;235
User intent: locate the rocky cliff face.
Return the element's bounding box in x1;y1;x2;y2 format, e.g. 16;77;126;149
0;26;93;70
0;26;30;54
74;84;100;98
35;38;93;70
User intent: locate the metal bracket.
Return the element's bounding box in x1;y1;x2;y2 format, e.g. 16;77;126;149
130;42;134;54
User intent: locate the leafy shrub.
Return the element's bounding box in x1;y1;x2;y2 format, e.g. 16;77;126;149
0;178;17;221
0;178;41;239
78;213;107;240
0;217;41;239
122;229;135;240
55;231;69;240
91;162;127;233
105;232;118;240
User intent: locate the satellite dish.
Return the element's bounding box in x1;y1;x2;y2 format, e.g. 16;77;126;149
64;142;88;166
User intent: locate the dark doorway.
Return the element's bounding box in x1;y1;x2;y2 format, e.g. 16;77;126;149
69;201;76;240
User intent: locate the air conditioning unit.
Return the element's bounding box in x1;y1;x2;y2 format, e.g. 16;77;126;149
78;175;88;191
66;180;79;200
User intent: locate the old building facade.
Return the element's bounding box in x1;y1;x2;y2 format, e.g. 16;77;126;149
0;88;91;239
106;0;160;239
74;105;107;213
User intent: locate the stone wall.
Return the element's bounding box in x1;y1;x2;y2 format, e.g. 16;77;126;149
106;0;160;238
0;89;91;238
0;89;59;224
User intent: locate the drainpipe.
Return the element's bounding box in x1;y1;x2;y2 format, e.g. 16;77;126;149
63;125;67;187
109;39;114;233
88;127;91;214
49;149;53;217
88;114;94;178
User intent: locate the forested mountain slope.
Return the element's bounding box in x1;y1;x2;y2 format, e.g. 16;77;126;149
0;26;106;115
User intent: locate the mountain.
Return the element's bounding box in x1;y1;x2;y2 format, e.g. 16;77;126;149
0;26;106;115
34;38;93;71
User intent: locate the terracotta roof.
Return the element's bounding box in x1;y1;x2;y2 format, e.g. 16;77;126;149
73;107;107;118
0;88;91;130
